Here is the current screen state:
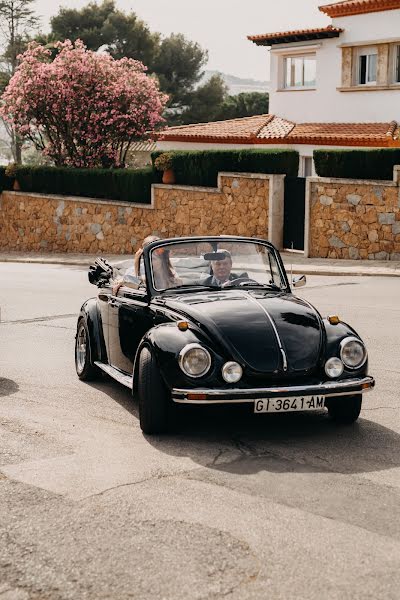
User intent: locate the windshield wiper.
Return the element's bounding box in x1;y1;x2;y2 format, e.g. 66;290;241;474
165;284;221;292
237;282;281;290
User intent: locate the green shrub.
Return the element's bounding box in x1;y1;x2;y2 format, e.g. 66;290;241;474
0;165;15;193
314;149;400;181
151;149;299;186
154;152;173;171
13;166;155;203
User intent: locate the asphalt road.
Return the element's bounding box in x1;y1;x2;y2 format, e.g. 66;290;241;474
0;263;399;600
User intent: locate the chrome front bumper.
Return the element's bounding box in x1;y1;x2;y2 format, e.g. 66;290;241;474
172;376;375;404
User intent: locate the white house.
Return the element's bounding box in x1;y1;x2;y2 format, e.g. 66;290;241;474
267;3;400;123
156;0;400;177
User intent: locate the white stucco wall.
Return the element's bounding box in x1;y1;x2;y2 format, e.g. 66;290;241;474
268;9;400;123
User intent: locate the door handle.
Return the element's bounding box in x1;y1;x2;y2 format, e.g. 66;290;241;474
108;298;122;308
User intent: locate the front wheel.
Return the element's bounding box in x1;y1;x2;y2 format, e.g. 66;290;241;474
137;347;171;434
75;318;100;381
327;394;362;424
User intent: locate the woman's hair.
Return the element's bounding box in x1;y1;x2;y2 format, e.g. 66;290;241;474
156;248;175;279
143;236;174;277
143;235;160;247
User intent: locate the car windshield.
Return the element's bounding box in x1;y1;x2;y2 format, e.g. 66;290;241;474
149;240;286;292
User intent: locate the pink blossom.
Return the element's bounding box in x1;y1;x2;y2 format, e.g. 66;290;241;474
0;40;168;168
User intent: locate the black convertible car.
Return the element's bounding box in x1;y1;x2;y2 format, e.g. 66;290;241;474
75;236;375;434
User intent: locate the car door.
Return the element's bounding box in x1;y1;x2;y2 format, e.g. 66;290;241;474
108;286;153;374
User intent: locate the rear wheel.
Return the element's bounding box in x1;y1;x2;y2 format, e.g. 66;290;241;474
327;394;362;424
138;347;171;434
75;318;100;381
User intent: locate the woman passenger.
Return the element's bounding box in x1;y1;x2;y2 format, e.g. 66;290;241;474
151;246;182;290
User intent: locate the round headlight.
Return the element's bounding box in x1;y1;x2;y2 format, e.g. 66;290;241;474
179;344;211;378
222;361;243;383
340;337;367;369
325;357;344;379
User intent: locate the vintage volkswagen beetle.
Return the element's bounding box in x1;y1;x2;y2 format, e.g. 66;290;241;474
75;236;375;434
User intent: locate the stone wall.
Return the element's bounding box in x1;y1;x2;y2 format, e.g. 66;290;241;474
0;173;275;254
306;167;400;260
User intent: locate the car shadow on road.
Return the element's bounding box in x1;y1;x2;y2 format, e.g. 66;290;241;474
85;377;139;419
0;378;19;398
84;378;400;477
146;404;400;476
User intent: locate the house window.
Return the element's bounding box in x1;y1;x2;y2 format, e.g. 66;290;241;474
356;47;377;85
395;45;400;83
284;55;316;89
341;42;400;90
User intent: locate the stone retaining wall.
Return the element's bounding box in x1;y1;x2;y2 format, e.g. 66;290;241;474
306;167;400;260
0;173;277;254
5;166;398;260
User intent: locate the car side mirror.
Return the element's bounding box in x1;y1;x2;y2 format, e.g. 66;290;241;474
293;274;306;288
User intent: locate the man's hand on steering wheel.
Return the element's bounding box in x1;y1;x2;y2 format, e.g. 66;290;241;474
222;277;260;288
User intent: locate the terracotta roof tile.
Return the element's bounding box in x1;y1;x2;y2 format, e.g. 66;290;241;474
156;115;399;147
258;117;295;139
319;0;400;17
248;25;343;46
287;122;398;144
157;114;273;143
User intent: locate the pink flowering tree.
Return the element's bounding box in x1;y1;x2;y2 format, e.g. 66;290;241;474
0;40;168;168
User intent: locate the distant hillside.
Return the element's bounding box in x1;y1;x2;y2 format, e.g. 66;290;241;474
203;70;270;95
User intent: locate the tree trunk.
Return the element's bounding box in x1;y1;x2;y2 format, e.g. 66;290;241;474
14;133;22;164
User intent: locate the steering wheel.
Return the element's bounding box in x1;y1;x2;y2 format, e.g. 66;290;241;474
222;277;260;288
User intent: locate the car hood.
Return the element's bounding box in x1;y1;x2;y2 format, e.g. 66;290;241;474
163;290;323;374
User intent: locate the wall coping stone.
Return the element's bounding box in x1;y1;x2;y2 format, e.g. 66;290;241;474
307;165;400;187
307;176;397;187
2;190;155;209
152;184;218;193
218;172;285;181
153;172;285;195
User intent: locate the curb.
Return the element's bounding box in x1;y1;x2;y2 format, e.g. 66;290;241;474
0;257;93;267
291;269;400;278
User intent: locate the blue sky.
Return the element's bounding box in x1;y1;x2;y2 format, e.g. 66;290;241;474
35;0;329;80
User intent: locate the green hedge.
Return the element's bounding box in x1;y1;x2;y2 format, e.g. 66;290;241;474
13;166;155;203
151;149;299;186
2;150;299;201
0;166;14;193
314;149;400;181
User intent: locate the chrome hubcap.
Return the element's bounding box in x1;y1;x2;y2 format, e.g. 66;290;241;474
76;324;87;373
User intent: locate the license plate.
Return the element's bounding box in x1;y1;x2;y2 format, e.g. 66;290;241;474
254;396;325;414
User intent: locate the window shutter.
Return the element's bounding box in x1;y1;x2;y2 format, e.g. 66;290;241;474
377;44;389;86
341;47;352;87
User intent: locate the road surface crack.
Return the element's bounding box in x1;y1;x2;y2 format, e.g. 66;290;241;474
1;314;76;325
230;436;258;456
363;406;398;411
85;466;204;500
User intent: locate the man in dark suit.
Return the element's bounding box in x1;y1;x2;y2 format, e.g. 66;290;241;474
200;249;242;286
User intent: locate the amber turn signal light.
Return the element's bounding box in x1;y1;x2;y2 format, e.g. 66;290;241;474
187;393;207;401
328;315;340;325
177;321;189;331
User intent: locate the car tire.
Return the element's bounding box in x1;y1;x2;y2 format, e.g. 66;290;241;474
327;394;362;424
138;347;170;435
75;318;100;381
